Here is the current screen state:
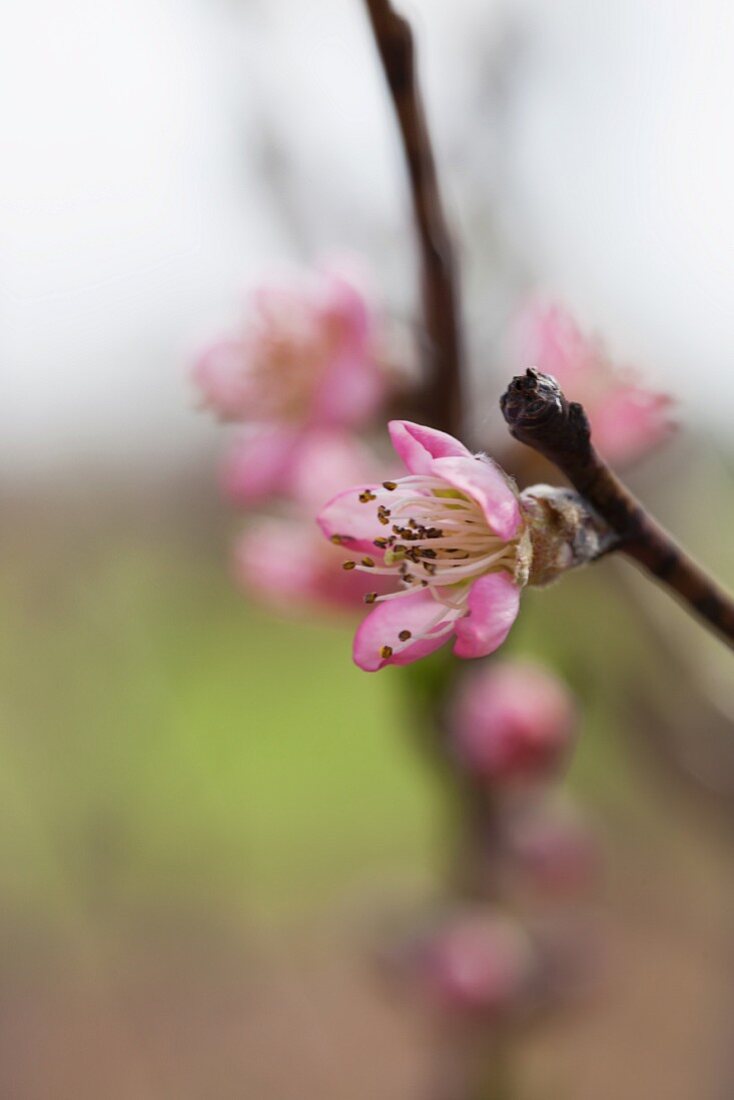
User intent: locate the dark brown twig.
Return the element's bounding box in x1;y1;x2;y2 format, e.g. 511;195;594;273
501;368;734;648
362;0;464;435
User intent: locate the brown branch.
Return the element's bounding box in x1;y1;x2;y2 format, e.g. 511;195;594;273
500;368;734;648
362;0;464;435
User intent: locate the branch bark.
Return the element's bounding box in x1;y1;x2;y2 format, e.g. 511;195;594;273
501;368;734;648
363;0;464;435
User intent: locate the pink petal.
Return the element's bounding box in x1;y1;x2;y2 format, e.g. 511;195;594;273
220;426;300;506
432;456;521;541
518;303;596;385
289;430;382;510
318;269;371;347
389;420;472;476
353;590;456;671
453;573;520;659
234;520;323;607
192;339;251;421
311;349;385;428
317;484;399;554
591;386;674;465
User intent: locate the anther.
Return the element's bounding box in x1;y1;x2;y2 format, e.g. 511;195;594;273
361;556;375;567
364;592;378;604
359;490;377;503
373;537;389;549
380;645;394;659
342;561;356;571
382;481;398;491
398;630;412;641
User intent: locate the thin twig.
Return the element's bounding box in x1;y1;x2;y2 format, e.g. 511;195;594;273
362;0;464;435
501;368;734;648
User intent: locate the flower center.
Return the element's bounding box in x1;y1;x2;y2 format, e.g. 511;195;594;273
342;474;522;656
250;307;342;420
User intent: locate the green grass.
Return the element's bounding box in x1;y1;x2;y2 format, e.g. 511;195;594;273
0;517;439;925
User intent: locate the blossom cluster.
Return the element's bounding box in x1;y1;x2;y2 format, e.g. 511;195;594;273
192;270;656;1031
193;262;391;612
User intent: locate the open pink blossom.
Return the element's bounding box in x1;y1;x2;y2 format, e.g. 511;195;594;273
451;660;576;782
318;421;530;671
421;914;533;1015
234;517;389;614
517;304;673;465
193;265;384;430
222;427;381;509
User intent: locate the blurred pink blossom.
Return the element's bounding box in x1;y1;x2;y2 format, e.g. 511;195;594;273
318;421;530;671
193;264;385;430
421;914;533;1015
516;304;674;465
451;661;576;782
234;516;389;615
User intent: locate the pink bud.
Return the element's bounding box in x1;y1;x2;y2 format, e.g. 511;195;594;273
515;303;674;466
506;801;598;896
423;914;533;1015
451;661;576;782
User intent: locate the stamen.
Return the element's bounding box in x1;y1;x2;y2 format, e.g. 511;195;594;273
359;490;376;503
342;561;356;571
380;645;393;659
364;592;378;604
361;557;375;567
398;630;412;641
382;481;398;491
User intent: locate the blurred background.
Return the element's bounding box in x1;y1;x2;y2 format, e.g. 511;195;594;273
2;1;734;1096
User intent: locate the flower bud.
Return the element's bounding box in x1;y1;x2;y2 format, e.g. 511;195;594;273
451;660;576;783
419;914;534;1015
505;801;598;896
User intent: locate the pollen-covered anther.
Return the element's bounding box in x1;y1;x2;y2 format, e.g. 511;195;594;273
342;560;356;571
359;490;377;503
361;556;375;567
380;645;394;659
382;481;398;491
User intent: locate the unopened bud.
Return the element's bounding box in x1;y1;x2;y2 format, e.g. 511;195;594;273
422;913;534;1016
451;660;577;783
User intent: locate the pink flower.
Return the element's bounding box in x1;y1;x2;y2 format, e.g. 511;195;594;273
318;421;530;671
234;517;389;614
517;304;674;465
421;914;533;1015
193;265;384;430
451;661;576;782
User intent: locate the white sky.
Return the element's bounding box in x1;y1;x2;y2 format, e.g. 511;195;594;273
1;0;733;477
